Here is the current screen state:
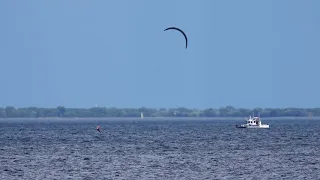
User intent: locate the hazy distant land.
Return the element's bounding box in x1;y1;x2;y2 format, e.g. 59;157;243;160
0;106;318;119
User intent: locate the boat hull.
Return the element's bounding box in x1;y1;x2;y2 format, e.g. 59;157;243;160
236;124;269;128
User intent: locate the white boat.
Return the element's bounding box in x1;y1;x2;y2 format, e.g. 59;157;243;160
140;112;144;119
236;115;269;128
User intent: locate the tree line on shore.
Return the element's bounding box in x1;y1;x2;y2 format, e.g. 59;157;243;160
0;106;318;118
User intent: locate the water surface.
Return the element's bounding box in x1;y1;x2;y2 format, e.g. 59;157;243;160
0;118;319;179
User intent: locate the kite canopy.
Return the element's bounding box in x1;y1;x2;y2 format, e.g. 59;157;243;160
164;27;188;49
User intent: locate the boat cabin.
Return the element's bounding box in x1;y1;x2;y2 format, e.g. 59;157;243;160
246;116;261;126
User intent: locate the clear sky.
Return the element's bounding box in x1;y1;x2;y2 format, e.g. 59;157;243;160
0;0;320;109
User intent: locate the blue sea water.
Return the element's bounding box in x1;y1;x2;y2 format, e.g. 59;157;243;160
0;118;319;180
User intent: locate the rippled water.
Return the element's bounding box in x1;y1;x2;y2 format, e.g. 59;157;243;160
0;118;319;180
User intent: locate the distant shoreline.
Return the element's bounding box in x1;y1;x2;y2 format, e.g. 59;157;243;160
0;116;318;121
1;106;318;119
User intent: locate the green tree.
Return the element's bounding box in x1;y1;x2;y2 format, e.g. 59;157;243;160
57;106;66;117
5;106;16;117
0;108;6;118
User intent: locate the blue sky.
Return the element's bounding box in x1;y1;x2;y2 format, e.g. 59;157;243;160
0;0;320;109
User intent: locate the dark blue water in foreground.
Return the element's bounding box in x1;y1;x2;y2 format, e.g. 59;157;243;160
0;118;319;180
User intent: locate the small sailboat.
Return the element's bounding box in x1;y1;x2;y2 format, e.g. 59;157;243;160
140;112;144;119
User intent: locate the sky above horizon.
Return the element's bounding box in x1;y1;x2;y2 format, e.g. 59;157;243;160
1;0;320;109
